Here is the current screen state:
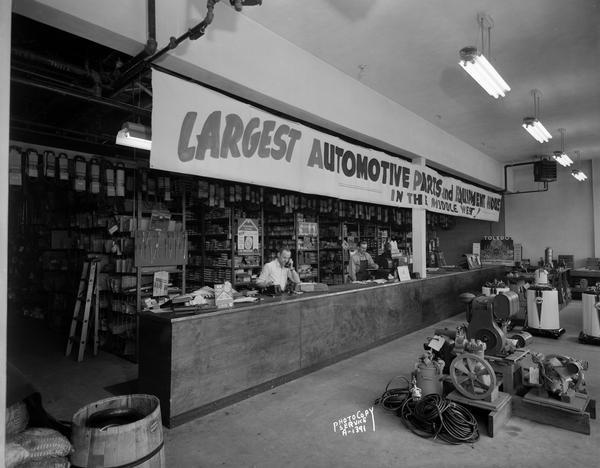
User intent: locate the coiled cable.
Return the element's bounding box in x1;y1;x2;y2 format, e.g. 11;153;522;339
373;376;411;412
397;394;479;445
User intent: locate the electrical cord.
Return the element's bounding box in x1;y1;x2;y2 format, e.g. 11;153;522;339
397;394;479;445
373;375;412;412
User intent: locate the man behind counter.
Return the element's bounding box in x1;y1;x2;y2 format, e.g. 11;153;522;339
375;241;398;279
348;240;378;281
256;247;301;291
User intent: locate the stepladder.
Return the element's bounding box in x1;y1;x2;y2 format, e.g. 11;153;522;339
66;260;100;362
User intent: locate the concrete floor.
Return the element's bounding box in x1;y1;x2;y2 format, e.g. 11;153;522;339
7;301;600;467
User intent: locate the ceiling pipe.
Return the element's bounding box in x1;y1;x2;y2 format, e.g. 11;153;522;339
110;0;219;96
503;161;549;195
12;47;92;78
12;76;151;116
109;0;159;97
11;65;95;94
12;46;104;96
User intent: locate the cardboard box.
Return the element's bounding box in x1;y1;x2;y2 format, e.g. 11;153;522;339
296;282;329;292
215;283;234;308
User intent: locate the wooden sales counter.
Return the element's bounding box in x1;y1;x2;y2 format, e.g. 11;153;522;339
138;266;506;427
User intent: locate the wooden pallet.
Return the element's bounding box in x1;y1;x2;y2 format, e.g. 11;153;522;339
512;390;596;435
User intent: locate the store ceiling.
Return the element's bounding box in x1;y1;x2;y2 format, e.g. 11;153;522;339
10;15;146;158
9;1;600;166
241;0;600;164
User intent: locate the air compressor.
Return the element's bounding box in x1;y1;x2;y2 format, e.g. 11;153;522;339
579;287;600;345
524;284;565;338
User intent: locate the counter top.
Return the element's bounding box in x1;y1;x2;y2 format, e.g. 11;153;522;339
138;264;507;427
570;269;600;277
141;266;502;323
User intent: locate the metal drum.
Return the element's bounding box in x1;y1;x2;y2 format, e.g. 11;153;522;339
582;290;600;338
526;285;559;330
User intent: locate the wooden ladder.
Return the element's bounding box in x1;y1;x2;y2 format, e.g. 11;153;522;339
66;260;100;362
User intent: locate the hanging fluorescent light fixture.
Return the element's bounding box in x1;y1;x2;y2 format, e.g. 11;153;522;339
571;151;588;181
552;128;573;167
116;122;152;151
571;169;587;182
522;90;552;143
459;47;510;98
523;118;552;143
553;152;573;167
458;14;510;99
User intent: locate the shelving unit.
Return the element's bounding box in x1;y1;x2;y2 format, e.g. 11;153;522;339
184;199;204;291
264;214;295;264
203;207;234;286
359;223;379;254
341;221;360;281
319;219;343;285
295;212;319;281
390;208;412;255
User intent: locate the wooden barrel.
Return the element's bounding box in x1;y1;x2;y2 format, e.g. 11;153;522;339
70;394;165;468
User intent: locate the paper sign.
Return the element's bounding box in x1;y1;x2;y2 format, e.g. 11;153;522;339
237;218;260;254
397;265;411;281
215;283;234;309
153;271;169;297
529;366;539;385
428;335;445;352
150;69;502;222
297;222;318;236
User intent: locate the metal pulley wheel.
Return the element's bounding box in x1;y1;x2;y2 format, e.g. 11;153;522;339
450;353;497;400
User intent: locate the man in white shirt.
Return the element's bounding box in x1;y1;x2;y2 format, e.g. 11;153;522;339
256;247;301;290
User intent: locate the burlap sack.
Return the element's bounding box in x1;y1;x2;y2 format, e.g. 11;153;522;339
5;440;29;468
18;457;71;468
6;401;29;435
10;427;73;460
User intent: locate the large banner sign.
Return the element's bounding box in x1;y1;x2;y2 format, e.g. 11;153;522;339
151;70;502;222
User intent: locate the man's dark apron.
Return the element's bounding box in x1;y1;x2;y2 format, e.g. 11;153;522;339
356;258;370;281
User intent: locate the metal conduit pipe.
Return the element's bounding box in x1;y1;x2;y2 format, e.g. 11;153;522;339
110;0;221;96
12;76;151;116
109;0;158;97
12;47;103;96
12;47;92;78
503;161;549;195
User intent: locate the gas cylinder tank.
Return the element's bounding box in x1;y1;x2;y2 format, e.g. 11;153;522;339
413;353;445;396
